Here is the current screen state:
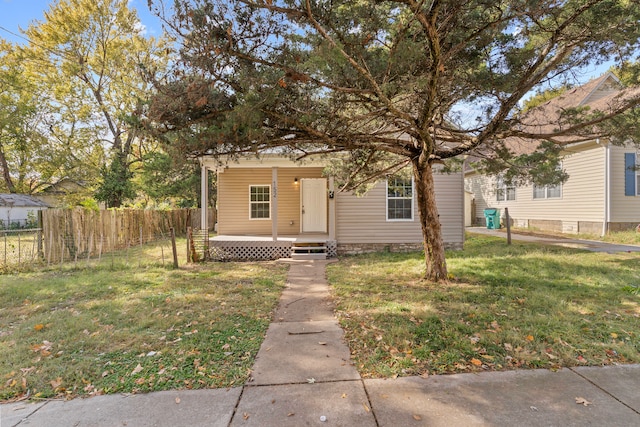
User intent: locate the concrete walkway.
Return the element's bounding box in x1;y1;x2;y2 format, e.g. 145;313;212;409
2;260;639;426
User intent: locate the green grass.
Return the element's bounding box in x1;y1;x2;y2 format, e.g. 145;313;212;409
510;227;640;245
328;234;640;378
0;243;287;402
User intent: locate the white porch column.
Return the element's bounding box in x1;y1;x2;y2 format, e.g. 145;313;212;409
272;167;278;241
200;162;208;231
328;176;336;240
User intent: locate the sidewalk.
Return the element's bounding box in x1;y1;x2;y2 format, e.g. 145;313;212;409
2;260;639;426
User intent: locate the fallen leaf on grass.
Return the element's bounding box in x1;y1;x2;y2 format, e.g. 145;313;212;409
50;378;63;389
131;364;143;376
34;324;45;331
526;335;534;342
575;397;592;406
470;358;483;367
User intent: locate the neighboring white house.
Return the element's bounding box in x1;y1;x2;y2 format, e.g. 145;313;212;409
465;73;640;234
0;194;49;229
198;154;465;259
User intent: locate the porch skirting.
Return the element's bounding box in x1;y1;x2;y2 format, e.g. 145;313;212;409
210;239;338;261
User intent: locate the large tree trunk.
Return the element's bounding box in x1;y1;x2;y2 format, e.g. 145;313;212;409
412;159;448;282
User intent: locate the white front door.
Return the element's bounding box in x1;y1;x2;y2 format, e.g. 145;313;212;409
301;178;327;233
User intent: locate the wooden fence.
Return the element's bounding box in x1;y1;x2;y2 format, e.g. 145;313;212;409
39;208;214;265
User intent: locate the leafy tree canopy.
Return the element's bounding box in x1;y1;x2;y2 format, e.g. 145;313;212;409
148;0;640;281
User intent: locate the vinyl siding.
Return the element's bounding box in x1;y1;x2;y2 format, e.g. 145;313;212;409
466;142;606;228
217;167;324;235
335;170;464;245
610;144;640;222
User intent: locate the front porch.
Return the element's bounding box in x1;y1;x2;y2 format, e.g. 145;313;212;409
209;234;337;261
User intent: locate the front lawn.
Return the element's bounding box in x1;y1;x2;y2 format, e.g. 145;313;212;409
328;234;640;378
0;255;287;402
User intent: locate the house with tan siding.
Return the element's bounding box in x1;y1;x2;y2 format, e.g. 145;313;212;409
465;73;640;234
199;154;464;260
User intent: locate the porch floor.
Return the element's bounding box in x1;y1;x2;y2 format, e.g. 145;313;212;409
211;234;331;243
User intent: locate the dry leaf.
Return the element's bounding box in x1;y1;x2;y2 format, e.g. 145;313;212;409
526;335;535;342
318;342;327;345
575;397;592;406
175;397;181;404
243;412;250;420
287;413;295;417
470;358;483;366
131;364;143;376
50;378;63;389
413;414;422;420
362;402;370;412
34;324;44;331
341;393;347;399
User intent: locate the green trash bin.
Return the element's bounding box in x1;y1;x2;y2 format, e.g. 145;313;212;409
484;208;501;229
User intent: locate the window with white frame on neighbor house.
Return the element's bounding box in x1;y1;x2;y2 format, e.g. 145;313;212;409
496;175;516;201
387;176;413;220
249;185;270;219
533;163;563;199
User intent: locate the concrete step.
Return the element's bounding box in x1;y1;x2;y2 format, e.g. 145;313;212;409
290;252;327;260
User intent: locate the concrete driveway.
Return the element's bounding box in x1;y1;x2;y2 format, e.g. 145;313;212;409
467;226;640;253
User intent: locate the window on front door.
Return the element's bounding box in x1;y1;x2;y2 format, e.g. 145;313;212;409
249;185;270;219
387;176;413;221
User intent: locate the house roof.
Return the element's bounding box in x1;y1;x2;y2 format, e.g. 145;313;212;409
0;194;50;208
505;73;640;155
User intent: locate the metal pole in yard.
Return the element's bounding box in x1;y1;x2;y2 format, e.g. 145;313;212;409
505;207;512;245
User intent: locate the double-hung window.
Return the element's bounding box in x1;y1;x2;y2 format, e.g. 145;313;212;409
496;176;516;201
249;185;270;219
387;176;413;221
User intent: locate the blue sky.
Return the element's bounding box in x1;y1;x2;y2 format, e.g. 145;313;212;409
0;0;162;43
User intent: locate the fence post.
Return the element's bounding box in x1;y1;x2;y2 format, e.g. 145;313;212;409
170;227;178;269
37;210;44;259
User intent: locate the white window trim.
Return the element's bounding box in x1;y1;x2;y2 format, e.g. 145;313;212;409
496;176;516;201
249;184;271;220
532;163;563;200
386;176;414;222
532;183;562;199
